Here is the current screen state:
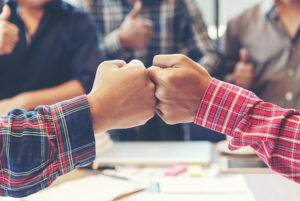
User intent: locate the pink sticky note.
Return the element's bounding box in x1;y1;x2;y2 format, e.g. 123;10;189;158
165;164;187;176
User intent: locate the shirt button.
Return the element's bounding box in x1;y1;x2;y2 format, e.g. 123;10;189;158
285;92;294;101
288;69;294;77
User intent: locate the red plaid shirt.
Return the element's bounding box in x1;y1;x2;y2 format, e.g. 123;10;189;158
195;78;300;183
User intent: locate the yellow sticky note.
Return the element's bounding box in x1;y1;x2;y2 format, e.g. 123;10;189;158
188;164;203;177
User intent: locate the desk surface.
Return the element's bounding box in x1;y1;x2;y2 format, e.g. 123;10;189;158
42;168;300;201
244;174;300;201
19;141;300;201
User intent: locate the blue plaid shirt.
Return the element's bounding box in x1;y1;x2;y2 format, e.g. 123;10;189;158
0;96;95;198
72;0;221;71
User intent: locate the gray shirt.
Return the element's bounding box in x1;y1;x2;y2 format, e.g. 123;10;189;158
225;0;300;110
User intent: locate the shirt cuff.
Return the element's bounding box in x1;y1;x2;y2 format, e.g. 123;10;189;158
50;95;96;175
104;30;122;55
194;78;252;136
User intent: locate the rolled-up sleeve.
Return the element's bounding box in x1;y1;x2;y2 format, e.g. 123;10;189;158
0;96;95;197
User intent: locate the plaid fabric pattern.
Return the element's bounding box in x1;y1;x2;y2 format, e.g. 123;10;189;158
195;78;300;183
0;96;95;198
73;0;220;72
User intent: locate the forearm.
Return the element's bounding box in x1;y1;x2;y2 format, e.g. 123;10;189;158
0;96;95;197
195;78;300;183
23;80;85;110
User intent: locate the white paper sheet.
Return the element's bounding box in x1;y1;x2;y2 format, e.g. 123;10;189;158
25;175;143;201
159;175;251;194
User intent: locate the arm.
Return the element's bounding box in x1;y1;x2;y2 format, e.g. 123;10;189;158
0;96;95;197
195;78;300;183
0;80;85;114
178;0;221;74
150;54;300;183
0;59;156;198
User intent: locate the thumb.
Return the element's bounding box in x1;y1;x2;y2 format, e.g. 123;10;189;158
239;48;249;63
127;59;145;68
128;0;142;18
0;5;11;21
100;60;126;71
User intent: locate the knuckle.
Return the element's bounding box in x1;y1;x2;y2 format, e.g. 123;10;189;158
155;89;166;100
177;54;188;63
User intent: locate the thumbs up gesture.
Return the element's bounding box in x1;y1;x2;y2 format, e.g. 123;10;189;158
0;5;19;56
233;48;254;90
118;0;153;50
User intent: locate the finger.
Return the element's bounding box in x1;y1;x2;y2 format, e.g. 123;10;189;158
2;37;18;48
153;54;187;69
0;5;11;21
148;66;165;85
142;19;153;28
112;60;127;68
154;85;169;102
100;60;126;70
236;63;254;73
1;45;14;55
0;21;19;34
128;0;142;18
156;108;164;118
6;23;19;34
2;28;19;41
127;59;145;68
239;48;249;63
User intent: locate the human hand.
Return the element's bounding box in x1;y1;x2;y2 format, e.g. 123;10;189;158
233;48;254;90
87;60;156;132
0;5;19;56
118;0;153;50
148;54;212;125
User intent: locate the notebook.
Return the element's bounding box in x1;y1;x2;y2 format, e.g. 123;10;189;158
94;142;212;166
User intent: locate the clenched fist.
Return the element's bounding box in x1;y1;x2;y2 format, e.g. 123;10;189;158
149;54;212;125
118;0;153;50
88;60;156;132
0;5;19;56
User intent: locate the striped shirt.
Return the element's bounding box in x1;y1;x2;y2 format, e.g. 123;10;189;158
0;96;95;198
71;0;221;72
196;78;300;183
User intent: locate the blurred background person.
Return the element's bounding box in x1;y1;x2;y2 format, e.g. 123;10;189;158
0;0;100;114
69;0;222;141
224;0;300;110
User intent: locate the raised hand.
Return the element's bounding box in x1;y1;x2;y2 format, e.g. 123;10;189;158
88;59;156;132
148;54;212;125
118;0;153;50
233;48;254;89
0;5;19;55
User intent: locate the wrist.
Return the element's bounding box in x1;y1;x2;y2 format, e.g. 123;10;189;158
16;92;33;110
117;28;128;49
87;93;112;133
